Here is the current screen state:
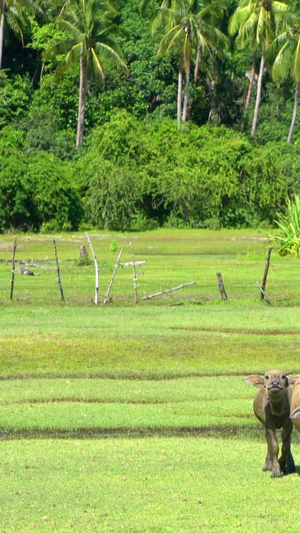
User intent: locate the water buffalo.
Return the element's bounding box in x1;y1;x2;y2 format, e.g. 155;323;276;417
290;376;300;431
244;370;295;478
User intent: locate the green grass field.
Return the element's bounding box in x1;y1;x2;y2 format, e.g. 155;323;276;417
1;229;300;531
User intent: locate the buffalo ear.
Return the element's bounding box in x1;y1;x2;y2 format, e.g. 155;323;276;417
290;407;300;419
288;375;300;386
244;375;264;388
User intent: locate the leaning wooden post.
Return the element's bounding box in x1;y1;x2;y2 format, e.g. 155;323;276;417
129;242;138;303
10;235;17;300
53;239;65;301
86;232;99;305
261;247;272;298
104;241;126;304
256;281;272;305
142;281;195;300
216;272;227;300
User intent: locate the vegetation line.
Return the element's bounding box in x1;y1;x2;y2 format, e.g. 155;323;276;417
0;371;252;382
170;327;300;335
0;426;263;441
3;398;255;406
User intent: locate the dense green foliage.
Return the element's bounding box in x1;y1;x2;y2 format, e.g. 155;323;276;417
0;0;300;232
268;194;300;256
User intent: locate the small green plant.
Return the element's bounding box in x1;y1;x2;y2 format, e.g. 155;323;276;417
268;195;300;256
109;239;118;252
75;254;92;266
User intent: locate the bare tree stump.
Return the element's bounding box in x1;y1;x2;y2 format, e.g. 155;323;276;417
80;245;88;258
216;272;227;300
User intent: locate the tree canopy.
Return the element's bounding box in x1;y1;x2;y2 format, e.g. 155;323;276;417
0;0;300;232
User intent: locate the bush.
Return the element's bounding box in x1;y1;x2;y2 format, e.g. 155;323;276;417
77;113;291;230
268;195;300;256
0;150;83;232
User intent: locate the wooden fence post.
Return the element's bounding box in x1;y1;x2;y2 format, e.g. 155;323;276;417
53;239;65;301
86;232;99;305
10;235;17;300
261;247;272;298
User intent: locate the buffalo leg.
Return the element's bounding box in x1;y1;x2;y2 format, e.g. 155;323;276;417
264;428;281;478
279;422;295;474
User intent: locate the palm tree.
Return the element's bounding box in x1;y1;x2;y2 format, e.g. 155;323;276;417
151;0;228;127
0;0;42;69
44;0;127;147
271;23;300;142
229;0;288;141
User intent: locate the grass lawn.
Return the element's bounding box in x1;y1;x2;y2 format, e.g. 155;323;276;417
0;229;300;531
1;438;300;532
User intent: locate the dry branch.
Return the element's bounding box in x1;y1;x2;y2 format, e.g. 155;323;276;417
261;247;272;298
129;242;138;303
53;239;65;301
142;281;195;300
256;281;272;305
124;260;146;267
86;232;99;305
104;241;126;304
10;235;17;300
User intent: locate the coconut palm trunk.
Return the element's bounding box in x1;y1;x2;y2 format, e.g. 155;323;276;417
251;47;265;141
177;55;183;126
241;51;256;132
287;82;299;143
0;2;5;69
76;50;88;148
181;60;190;126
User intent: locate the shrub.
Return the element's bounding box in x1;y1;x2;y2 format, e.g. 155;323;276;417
268;195;300;256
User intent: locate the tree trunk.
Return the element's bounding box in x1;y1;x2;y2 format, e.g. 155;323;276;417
251;48;265;141
0;2;5;70
194;44;200;85
181;59;190;126
287;82;299;143
76;49;88;148
177;55;183;127
241;51;256;132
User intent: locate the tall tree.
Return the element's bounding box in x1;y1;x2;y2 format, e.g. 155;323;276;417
44;0;127;147
0;0;42;69
229;0;288;141
270;18;300;142
150;0;228;127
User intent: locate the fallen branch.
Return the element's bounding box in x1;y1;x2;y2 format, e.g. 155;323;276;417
142;281;195;300
256;281;272;305
124;260;146;267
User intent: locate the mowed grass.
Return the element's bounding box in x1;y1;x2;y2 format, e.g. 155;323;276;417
1;438;300;532
1;229;300;531
0;376;257;437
